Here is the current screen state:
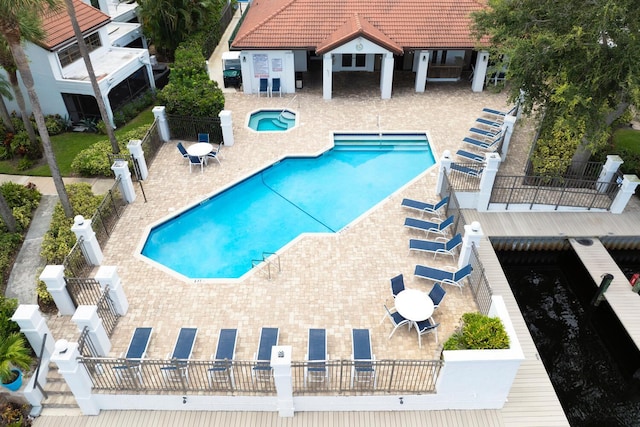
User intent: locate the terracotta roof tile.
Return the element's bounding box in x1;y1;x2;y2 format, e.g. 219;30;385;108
40;0;111;51
316;14;403;55
233;0;487;51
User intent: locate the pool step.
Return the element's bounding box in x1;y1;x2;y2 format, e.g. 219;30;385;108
271;119;289;129
333;133;429;151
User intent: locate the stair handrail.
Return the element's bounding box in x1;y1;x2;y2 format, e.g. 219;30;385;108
32;332;49;398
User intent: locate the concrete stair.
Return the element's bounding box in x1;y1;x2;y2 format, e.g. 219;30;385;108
39;365;79;414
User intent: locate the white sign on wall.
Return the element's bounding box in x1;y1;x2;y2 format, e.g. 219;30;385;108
253;54;269;78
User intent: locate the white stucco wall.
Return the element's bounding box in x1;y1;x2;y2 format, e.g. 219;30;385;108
240;50;295;95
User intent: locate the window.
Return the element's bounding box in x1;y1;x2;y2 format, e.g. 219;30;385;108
341;54;367;69
58;33;102;68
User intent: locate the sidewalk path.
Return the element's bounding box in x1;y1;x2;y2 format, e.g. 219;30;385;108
3;174;114;304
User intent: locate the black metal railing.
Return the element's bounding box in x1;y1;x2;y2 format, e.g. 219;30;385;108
96;287;120;337
32;333;48;399
91;177;127;247
64;277;103;308
446;163;482;192
167;115;223;142
141;120;163;167
202;2;236;59
468;244;493;315
78;357;442;395
62;237;91;278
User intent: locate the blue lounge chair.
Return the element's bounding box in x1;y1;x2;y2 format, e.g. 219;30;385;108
161;327;197;382
428;283;447;309
351;329;375;387
259;78;269;97
305;328;328;386
414;263;473;292
462;135;501;151
198;133;209;143
188;154;204;173
271;78;281;97
253;327;279;381
455;149;485;163
475;117;503;129
114;327;153;384
482;105;516;119
390;274;405;299
401;196;448;217
177;142;188;160
209;329;238;387
469;127;502;140
404;215;454;237
415;318;439;347
450;163;483;177
409;233;463;260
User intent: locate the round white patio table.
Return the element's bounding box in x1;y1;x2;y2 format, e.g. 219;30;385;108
187;143;213;164
394;289;434;322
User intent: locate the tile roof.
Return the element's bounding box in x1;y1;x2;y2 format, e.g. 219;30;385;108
39;0;111;51
232;0;488;51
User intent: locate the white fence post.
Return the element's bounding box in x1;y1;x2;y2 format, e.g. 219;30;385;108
499;115;517;160
436;150;453;196
219;110;235;146
72;305;111;356
152;106;170;141
271;345;294;417
459;221;483;269
71;215;104;265
127;139;148;180
597;155;623;192
477;153;501;211
111;161;136;204
51;340;100;415
94;266;129;315
610;175;640;214
40;265;75;315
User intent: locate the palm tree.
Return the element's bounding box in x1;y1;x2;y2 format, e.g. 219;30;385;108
0;0;73;218
63;0;119;153
0;37;39;147
0;333;32;384
0;75;15;132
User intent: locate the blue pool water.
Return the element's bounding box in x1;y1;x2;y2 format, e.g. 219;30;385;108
141;133;434;279
248;109;296;131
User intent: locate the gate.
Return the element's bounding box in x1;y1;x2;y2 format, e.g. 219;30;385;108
65;277;103;308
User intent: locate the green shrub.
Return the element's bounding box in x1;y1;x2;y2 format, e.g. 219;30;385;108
45;114;65;135
36;280;54;306
0;296;20;338
70;124;151;177
40;183;103;264
443;312;510;351
0;182;41;232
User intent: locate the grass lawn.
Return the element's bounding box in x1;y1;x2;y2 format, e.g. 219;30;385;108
0;108;155;177
612;128;640;153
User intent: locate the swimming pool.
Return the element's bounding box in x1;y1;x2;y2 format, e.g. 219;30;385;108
248;109;297;131
141;133;435;280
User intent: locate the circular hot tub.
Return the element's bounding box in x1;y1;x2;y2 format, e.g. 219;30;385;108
247;109;297;132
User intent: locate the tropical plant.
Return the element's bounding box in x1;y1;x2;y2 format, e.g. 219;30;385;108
443;312;510;351
0;333;32;385
0;0;74;217
0;75;14;132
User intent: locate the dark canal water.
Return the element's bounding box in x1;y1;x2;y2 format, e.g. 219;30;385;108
496;249;640;427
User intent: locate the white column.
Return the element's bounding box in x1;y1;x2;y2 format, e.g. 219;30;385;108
40;265;75;315
471;51;489;92
499;115;517;160
101;94;115;129
72;305;111;356
127;139;148;180
323;54;333;100
51;340;100;415
380;53;394;99
219;110;234;146
11;305;55;360
610;175;640;214
111;161;136;204
436;150;453;196
459;221;483;268
271;345;294;417
477;153;501;211
597;155;624;192
94;266;129;315
152;106;170;141
71;215;104;265
415;50;429;93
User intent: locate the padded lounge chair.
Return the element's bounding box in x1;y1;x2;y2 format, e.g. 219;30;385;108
450;163;483;178
188;155;204;173
462;134;501;151
253;327;279;381
271;78;281;97
469;127;502;140
475;117;503;129
198;133;209;143
482;105;516;119
404;214;454;237
259;78;269;97
209;329;238;387
414;263;473;293
455;149;485;163
409;233;463;260
390;274;405;299
415;318;439;347
351;329;375;387
161;327;197;382
305;328;328;386
401;196;448;217
113;327;153;384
